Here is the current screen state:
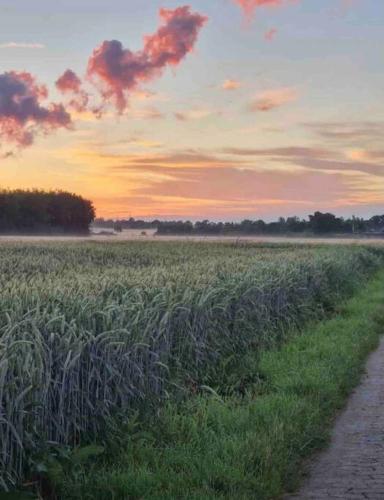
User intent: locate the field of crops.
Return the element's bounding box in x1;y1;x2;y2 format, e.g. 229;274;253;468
1;241;383;490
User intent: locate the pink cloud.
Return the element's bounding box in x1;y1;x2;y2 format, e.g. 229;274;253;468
87;6;207;113
249;87;297;112
0;71;71;149
56;69;82;94
233;0;291;20
56;69;89;112
117;163;349;210
264;28;277;41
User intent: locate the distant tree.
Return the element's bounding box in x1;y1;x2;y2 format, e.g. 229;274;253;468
308;212;343;234
0;189;95;234
286;216;307;233
93;217;157;230
156;221;193;235
368;215;384;232
195;220;221;235
347;216;365;234
93;212;384;238
254;220;266;233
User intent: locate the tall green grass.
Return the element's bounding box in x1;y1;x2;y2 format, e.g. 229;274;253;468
53;270;384;500
0;241;382;489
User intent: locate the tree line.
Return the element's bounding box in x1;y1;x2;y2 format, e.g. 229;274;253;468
94;212;384;236
94;217;158;232
0;189;95;234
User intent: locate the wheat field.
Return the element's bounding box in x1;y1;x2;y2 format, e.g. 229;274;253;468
0;241;382;489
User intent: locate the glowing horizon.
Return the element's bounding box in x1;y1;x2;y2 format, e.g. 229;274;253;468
0;0;383;220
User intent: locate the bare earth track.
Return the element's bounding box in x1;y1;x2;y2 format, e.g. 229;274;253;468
286;337;384;500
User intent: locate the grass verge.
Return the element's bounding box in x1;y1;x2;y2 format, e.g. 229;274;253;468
45;270;384;499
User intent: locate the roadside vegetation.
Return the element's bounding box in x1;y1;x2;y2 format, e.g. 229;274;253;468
54;269;384;499
0;241;383;497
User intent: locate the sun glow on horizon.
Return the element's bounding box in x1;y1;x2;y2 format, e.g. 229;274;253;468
0;0;383;219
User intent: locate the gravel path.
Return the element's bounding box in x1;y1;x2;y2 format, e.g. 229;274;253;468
286;337;384;499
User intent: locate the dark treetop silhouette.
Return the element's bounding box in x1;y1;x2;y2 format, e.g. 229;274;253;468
94;212;384;236
0;189;95;234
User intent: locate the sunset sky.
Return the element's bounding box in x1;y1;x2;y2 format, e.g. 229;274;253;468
0;0;383;220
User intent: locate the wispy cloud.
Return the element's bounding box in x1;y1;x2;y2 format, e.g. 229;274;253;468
289;157;384;179
124;137;163;149
333;0;360;18
131;106;165;120
303;121;384;144
264;28;277;41
249;87;297;112
233;0;298;22
223;146;384;177
223;144;384;178
57;145;383;218
0;42;45;49
174;108;219;121
222;79;242;91
224;146;335;159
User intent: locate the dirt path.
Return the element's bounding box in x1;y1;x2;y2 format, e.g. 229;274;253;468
286;337;384;499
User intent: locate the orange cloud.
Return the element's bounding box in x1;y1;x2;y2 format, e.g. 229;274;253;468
222;79;242;90
18;142;381;219
346;149;384;162
102;161;354;219
132;166;345;203
249;87;297;112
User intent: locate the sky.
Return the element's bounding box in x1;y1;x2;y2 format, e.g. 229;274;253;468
0;0;383;221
